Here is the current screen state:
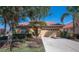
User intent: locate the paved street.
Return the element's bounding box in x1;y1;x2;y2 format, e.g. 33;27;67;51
42;37;79;52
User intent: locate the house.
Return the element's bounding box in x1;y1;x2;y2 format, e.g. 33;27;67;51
41;24;64;37
17;21;64;37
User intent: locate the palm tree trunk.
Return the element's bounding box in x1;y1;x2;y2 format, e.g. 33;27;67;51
73;13;76;40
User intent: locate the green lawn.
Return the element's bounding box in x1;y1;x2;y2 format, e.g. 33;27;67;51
0;47;45;52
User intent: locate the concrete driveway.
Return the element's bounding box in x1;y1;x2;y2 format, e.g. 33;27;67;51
42;37;79;52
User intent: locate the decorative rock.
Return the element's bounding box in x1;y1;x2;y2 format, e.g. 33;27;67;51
12;42;21;48
27;41;40;48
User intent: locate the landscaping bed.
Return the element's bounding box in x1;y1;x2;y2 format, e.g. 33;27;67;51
0;37;45;52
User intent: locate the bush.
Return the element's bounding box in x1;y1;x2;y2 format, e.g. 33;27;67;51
0;36;8;48
60;31;68;38
13;34;26;39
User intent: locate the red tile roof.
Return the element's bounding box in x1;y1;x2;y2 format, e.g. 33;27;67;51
63;23;73;29
46;22;55;25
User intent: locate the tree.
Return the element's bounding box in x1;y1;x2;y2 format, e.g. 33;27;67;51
0;6;27;51
27;6;50;21
0;6;50;51
27;7;50;37
0;6;50;37
29;21;47;26
61;6;79;39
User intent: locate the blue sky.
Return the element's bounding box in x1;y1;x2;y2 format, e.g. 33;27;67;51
0;6;73;28
43;6;73;24
19;6;73;24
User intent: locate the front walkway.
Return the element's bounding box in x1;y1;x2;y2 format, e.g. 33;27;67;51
42;37;79;52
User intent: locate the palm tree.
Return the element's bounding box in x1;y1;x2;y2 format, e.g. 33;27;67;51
61;6;79;39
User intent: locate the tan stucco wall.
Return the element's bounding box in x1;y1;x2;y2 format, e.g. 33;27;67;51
39;30;60;37
39;30;48;37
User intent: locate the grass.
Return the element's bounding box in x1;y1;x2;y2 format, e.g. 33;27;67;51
12;46;45;52
0;47;45;52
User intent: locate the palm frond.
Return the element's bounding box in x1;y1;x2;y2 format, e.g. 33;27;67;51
61;13;69;22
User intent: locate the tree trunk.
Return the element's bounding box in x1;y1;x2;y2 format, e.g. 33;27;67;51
73;13;77;40
8;22;13;51
4;18;7;35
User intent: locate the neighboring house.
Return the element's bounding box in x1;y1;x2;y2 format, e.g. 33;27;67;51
0;28;4;35
63;22;73;33
75;20;79;35
62;22;73;38
63;21;79;38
